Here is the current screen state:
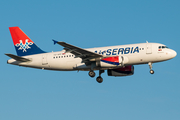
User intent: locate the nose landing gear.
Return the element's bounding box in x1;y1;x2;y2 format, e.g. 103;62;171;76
148;62;154;74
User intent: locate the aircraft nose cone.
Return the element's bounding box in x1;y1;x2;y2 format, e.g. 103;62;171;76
171;50;177;58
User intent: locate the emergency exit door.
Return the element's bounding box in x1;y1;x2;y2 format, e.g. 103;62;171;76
42;55;48;65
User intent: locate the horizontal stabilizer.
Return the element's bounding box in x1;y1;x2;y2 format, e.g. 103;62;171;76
5;53;31;62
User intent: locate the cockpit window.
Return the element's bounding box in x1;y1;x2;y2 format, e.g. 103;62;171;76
158;46;168;49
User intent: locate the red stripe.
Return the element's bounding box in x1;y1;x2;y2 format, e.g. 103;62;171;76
102;56;119;63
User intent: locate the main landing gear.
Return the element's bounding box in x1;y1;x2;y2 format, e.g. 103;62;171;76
88;70;104;83
88;62;104;83
148;62;154;74
88;70;95;77
96;70;104;83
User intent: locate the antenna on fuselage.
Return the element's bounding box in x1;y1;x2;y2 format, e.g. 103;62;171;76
146;41;148;43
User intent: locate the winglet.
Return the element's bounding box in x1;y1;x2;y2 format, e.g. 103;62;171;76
52;39;58;45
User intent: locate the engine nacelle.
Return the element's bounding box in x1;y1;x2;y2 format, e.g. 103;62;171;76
97;56;128;68
107;65;134;76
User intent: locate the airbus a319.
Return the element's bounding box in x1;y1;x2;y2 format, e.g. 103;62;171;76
5;27;177;83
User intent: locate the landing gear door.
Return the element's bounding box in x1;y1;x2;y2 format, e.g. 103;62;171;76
146;43;152;54
42;55;48;65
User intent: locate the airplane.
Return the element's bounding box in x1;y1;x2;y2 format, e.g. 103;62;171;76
5;26;177;83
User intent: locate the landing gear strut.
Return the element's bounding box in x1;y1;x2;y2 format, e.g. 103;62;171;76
88;62;96;77
96;70;104;83
148;62;154;74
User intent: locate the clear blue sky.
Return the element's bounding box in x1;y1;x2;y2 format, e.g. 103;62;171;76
0;0;180;120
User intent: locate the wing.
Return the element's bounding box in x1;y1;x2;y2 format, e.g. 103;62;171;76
53;40;103;62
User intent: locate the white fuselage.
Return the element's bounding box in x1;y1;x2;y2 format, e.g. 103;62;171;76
7;43;177;71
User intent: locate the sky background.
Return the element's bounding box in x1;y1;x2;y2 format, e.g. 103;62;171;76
0;0;180;120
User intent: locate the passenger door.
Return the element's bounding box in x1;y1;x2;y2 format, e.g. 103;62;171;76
146;43;152;54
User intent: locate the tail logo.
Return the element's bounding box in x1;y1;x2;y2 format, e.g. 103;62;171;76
15;39;33;52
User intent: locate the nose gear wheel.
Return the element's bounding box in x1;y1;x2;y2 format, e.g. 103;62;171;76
148;62;154;74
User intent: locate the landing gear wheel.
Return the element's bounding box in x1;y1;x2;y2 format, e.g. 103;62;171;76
150;70;154;74
88;70;95;77
148;62;154;74
96;76;103;83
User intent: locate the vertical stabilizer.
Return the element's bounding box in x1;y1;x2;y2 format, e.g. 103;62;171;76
9;27;46;56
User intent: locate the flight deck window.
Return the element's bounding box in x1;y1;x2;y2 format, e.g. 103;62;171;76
163;46;168;48
159;46;168;49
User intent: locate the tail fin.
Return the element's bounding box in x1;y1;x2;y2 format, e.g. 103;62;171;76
9;27;46;56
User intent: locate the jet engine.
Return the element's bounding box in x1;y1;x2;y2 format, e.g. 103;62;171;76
107;65;134;76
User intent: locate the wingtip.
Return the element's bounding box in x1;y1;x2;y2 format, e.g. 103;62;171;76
52;39;58;45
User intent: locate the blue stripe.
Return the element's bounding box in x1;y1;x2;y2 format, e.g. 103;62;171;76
101;60;119;65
